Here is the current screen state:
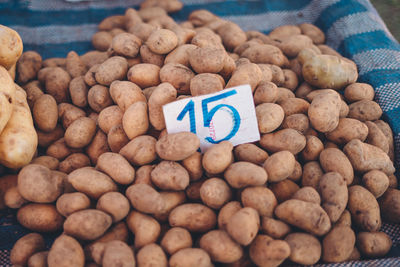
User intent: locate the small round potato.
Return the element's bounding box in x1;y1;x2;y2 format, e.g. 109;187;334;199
356;232;392;258
126;211;161;249
226;207;260;245
98;105;123;134
97;152;135;185
256;103;284;133
241;186;277;217
111;32;142;58
181;152;203;181
102;240;136;267
107;124;129;153
190;73;224;96
200;178;232;209
225;161;268;188
161;227;193;255
362;170;389;198
292;186;321;204
17;203;64;232
126;183;165;215
148;82;177;130
261;217;291;239
285;233;321;265
160;63;195;94
189;46;226;73
319;148;354;185
119;135;157;166
122;101;149;139
95;56;128;86
151;161;189;191
233;143;268;165
322;226;355;263
260;129;306;155
379;188;400;223
136;244;167;267
200;230;243;263
27;251;48;267
56;192;91;217
202;141;233;174
59;153;91;174
88;85;113;113
33;94;58;132
218;201;242;230
96;192;130;222
146;29;178;54
263;151;295;182
64;117;97;148
109;80;146;111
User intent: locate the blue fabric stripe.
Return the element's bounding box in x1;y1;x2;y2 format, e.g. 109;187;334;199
337;31;400;57
359;70;400;89
24;42;93;59
314;0;368;32
384;108;400;134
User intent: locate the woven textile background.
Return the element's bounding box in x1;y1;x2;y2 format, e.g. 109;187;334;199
0;0;400;266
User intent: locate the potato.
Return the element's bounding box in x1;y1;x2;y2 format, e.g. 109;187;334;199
27;251;48;267
170;248;212;267
121;101;148;140
224;161;267;188
344;83;374;102
59;153;91;174
299;23;325;44
0;25;23;69
241;44;287;66
348;100;383;122
181;151;203;181
215;21;246;51
253;81;278;104
261;217;291;239
308;90;341;132
233;143;268;165
348;185;381;231
241;186;277;217
156;132;199;161
263;151;295;182
200;178;231;209
59;103;86;129
92;31;113;51
188;46;226;74
151;161;189;190
17;203;64;232
255;103;284;133
126;183;164;214
0;85;37;168
10;233;45;266
109;80;146;111
56;192;91;217
102;240;135;267
279;34;313;58
145;29;178;55
96;152;135;185
0;174;16;209
136;244;167;267
319;172;348;223
88;85;113;113
31;155;59;170
4;186;27;209
98;105;123;134
64;117;96;148
365;121;389;154
189;9;217;26
275;199;331;236
218;201;242;230
107;124;129;153
126;211;160;248
86;129;110;165
362;170;389;198
44;67;71;103
200;141;233;174
64;209;112;240
23;80;43;108
260;129;306;154
356;232;392;258
81;50;109;68
285;233;321;265
226;207;259;245
319;148;354;186
169;203;216;232
68;167;118;199
159;63;195;94
344;139;395;175
325;118;368;144
66;51;86;78
249;235;291;267
48;235;84;267
322;226;356;263
374;120;395;161
68;76;88;108
190;73;223;96
269;24;301;40
127;63;160;89
95;56;128;85
148;82;177;130
301;135;323;161
226;62;262;92
161;227;192;255
200;230;243;263
379;188;400;223
292;186;321;204
17;51;42;84
140;44;165;66
301;161;324;189
120;135;157;165
96;192;130;223
110;32;141;58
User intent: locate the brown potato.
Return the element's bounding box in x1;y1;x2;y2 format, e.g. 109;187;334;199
285;233;321;265
226;207;260;245
17;203;64;232
225;161;268;188
31;155;59;170
169;248;212;267
120;135;157;165
190;73;223;96
253;81;278;104
64;117;96;148
362;170;389;198
68;167;117;199
136;243;167;267
270;179;300;203
319;148;354;185
56;192;91;217
226;62;262;92
96;192;130;223
241;44;287;66
10;233;45;266
279;34;313;58
189;46;226;74
379;187;400;223
109;80;146;111
102;240;135;267
181;151;203;181
107;124;129;153
292;186;321;204
344;83;374;102
200;178;232;209
69;76;88;108
140;44;165;66
17;51;42;84
202;141;233;174
127;63;160;88
148;82;177;130
59;103;86;129
95;56;128;86
260;129;306;154
348;100;383;122
122;101;148;139
156;132;200;161
216;22;246;51
365;121;389;154
241;186;277;217
151;161;189;190
348;185;381;232
146;29;178;54
59;153;91;174
308;90;341;132
18;164;63;203
256;103;284;133
92;31;113;51
200;230;243;263
356;232;392;258
263;151;295;182
64;209;112;240
66;51;86;78
96;152;135;185
27;251;48;267
249;235;291;267
126;183;164;214
48;235;84;267
275;199;331;236
88;85;113;113
160;62;195;94
301;135;323;161
126;211;160;249
261;217;291;239
86;129;110;165
4;186;27;209
98;105;123;134
43;67;71;103
299;23;325;44
325;118;368;144
111;32;141;58
233;143;268;165
169;203;216;232
322;226;356;263
161;227;192;255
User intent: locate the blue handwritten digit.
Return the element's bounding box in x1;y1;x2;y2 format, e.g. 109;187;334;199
177;100;196;134
202;89;241;144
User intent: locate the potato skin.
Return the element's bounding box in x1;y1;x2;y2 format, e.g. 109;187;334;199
126;183;164;214
241;186;277;217
263;151;295;182
120;135;157;165
48;235;84;267
226;207;260;245
169;248;213;267
348;185;381;232
348;100;382;122
379;188;400;223
275;199;331;236
27;251;48;267
122;101;148;140
285;233;321;265
308;91;341;132
234;143;268;165
0;25;23;69
102;240;136;267
17;203;64;232
200;178;231;209
95;56;128;86
156;132;200;161
96;192;130;223
64;117;97;148
202;141;233;174
225;161;268;188
356;232;392;258
256;103;284;133
126;211;161;249
362;170;389;198
56;192;91;217
10;233;45;266
169;203;216;232
319;148;354;185
151;161;189;190
97;152;135;185
161;227;193;255
148;82;177;130
200;230;243;263
322;226;356;263
260;129;306;155
325;118;368;144
64;209;112;240
249;235;291;267
136;244;167;267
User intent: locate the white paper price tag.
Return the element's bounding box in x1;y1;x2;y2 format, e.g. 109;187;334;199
163;84;260;151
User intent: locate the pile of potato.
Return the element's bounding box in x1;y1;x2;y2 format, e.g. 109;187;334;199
1;0;400;266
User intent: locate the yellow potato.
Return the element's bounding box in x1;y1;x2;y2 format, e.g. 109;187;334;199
0;25;23;69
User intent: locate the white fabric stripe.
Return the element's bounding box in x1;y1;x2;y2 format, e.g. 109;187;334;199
11;24;98;45
28;0;143;11
222;0;340;32
326;11;386;50
352;49;400;75
374;82;400;112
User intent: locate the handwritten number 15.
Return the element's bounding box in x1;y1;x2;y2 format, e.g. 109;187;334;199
177;90;241;144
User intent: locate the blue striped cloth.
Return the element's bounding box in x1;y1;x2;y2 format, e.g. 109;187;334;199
0;0;399;266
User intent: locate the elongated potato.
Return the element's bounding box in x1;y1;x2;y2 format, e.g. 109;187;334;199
0;66;15;134
322;226;356;263
200;230;243;263
169;203;216;232
17;203;64;232
0;84;37;168
156;132;200;161
225;161;268;188
10;233;45;267
126;211;161;249
319;148;354;185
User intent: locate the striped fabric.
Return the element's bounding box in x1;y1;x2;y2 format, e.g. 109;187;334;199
0;0;400;266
